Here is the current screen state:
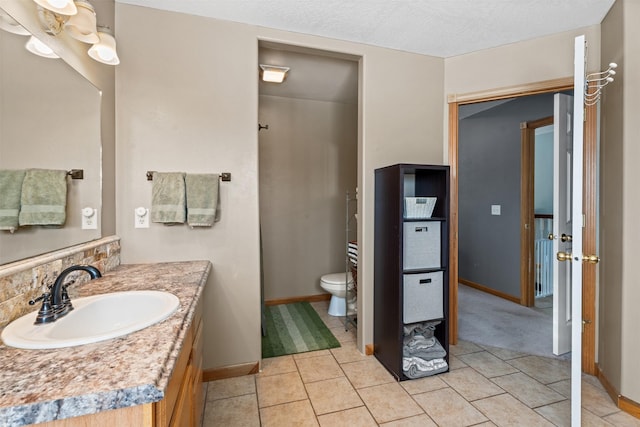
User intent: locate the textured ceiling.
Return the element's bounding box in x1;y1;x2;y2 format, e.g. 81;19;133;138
115;0;615;104
117;0;615;58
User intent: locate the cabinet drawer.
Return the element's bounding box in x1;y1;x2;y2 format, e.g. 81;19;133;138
403;272;443;323
403;221;441;270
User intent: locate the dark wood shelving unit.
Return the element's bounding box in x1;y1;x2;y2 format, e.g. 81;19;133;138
374;164;450;381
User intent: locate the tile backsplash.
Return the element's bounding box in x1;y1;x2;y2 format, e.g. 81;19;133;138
0;236;121;331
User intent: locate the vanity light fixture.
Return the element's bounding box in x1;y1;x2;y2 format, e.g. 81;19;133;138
63;0;99;44
259;64;290;83
30;0;119;65
25;34;60;58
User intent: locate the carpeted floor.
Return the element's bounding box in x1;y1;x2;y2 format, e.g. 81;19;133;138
458;284;570;360
262;302;341;358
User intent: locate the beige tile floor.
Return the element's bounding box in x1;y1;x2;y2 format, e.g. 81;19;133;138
202;301;640;426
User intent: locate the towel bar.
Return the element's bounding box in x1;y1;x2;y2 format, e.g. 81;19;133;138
146;171;231;182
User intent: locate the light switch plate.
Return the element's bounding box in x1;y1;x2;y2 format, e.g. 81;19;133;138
491;205;501;215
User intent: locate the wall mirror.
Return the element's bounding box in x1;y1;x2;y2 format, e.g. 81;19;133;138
0;9;102;265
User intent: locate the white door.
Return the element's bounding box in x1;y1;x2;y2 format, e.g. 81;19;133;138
570;35;588;427
554;36;587;426
552;93;573;356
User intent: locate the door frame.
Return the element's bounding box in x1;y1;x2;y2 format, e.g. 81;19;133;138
448;77;598;374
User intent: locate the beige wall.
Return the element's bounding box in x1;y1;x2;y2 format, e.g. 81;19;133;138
115;3;444;369
601;0;640;403
620;0;640;402
445;26;602;95
599;0;624;399
259;95;357;300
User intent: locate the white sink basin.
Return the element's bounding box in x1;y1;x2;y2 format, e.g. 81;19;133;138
1;290;180;349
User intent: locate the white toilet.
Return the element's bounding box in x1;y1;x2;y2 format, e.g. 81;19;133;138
320;272;355;316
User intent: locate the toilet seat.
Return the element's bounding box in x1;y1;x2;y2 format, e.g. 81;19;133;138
321;272;353;285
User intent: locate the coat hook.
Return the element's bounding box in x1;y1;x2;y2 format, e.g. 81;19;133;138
258;123;269;131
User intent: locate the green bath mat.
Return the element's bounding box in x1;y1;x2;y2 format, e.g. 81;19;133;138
262;302;341;358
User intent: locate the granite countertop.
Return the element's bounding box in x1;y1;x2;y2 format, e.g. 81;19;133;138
0;260;212;427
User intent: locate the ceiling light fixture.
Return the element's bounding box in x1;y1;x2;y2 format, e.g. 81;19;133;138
260;64;290;83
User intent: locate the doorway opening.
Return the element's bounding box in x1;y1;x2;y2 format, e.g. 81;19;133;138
257;41;360;335
457;93;561;358
448;78;598;374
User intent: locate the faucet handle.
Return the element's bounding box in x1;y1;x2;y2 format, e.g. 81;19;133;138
29;292;56;324
61;282;75;312
29;293;46;305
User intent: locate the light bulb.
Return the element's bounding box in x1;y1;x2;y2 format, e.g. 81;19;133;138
34;0;77;15
96;46;115;61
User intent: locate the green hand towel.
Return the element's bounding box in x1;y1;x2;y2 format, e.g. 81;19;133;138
18;169;68;226
186;173;219;227
151;172;186;224
0;169;26;232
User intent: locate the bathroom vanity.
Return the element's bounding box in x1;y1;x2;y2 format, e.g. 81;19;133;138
0;260;211;427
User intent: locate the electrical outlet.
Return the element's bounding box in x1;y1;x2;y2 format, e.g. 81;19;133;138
81;207;97;229
135;207;149;228
491;205;501;216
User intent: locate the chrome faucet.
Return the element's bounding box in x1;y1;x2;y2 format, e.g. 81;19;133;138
29;265;102;324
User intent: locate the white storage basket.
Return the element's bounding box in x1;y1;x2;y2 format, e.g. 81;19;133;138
404;197;436;219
